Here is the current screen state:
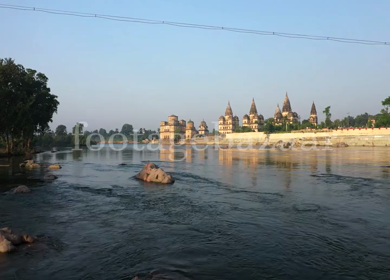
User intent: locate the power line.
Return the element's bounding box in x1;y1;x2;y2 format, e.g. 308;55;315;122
1;3;389;47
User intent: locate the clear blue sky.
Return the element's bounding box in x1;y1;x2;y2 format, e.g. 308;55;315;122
1;0;389;132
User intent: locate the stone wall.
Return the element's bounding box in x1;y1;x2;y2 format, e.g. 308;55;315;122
193;128;390;147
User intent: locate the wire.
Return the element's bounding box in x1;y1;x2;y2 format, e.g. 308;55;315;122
1;3;389;46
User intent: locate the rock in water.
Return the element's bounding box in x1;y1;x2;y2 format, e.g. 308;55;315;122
136;163;174;184
44;174;58;181
0;228;37;253
22;235;37;243
49;164;62;169
25;160;40;169
12;185;31;194
0;239;15;253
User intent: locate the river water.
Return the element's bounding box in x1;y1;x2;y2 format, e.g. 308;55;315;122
0;145;390;280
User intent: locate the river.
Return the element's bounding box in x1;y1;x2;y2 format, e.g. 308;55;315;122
0;145;390;279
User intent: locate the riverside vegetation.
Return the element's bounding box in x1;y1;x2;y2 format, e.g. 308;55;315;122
0;58;158;154
0;58;58;155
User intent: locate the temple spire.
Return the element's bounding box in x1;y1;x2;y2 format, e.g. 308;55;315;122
310;101;317;115
225;101;233;116
250;98;258;115
282;92;292;113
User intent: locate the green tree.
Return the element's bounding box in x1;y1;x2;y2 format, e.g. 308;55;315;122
0;58;59;154
99;128;107;139
382;96;390;114
263;119;275;134
234;126;253;133
174;128;182;143
121;124;133;136
55;125;67;136
323;106;332;127
354;113;370;127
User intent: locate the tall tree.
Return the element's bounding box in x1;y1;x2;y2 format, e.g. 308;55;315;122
0;58;59;153
55;125;67;136
382;96;390;114
120;124;133;136
98;128;107;138
323;106;332;127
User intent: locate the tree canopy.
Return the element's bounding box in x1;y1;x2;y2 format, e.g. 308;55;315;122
0;58;59;154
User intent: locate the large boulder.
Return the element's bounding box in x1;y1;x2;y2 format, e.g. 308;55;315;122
12;185;31;194
136;163;174;184
25;160;40;169
49;164;62;169
0;228;36;253
0;239;15;253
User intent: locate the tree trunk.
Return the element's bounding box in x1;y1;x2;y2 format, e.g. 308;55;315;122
5;133;10;154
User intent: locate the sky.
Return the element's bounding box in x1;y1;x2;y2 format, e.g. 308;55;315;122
1;0;390;132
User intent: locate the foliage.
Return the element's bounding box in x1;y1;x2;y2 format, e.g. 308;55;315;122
263;119;275;134
0;58;59;154
382;96;390;113
234;126;254;133
323;106;332;127
174;128;182;143
120;124;133;137
55;125;67;136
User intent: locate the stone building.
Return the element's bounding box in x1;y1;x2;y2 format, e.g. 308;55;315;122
219;102;239;134
198;120;209;135
186;120;197;139
309;102;318;126
281;92;299;124
274;104;283;125
160;115;186;141
242;98;264;132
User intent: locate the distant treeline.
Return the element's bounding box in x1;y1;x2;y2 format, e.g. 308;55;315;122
33;124;159;147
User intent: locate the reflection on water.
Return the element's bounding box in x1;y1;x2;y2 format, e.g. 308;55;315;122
1;145;390;280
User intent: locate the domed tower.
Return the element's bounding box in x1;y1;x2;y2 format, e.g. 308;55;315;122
219;101;237;134
168;115;178;125
199;120;209;135
219;116;225;125
187;120;194;129
309;102;318;125
282;92;292;117
274;104;283;125
160;115;185;141
186;120;197;139
243;114;250;125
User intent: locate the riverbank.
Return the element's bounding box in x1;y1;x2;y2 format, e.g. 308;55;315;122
190;128;390;147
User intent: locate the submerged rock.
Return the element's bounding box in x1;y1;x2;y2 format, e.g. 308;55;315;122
49;164;62;169
12;185;31;194
334;142;349;148
0;227;36;253
44;174;58;181
136;163;174;184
